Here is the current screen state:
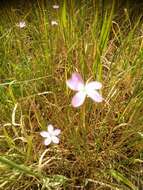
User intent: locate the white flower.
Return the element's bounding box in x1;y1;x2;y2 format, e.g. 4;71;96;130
66;72;103;107
51;20;58;26
17;21;26;28
40;124;61;146
52;5;59;9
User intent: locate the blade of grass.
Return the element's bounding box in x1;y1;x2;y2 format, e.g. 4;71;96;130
110;170;138;190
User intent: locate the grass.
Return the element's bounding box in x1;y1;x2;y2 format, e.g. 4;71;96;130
0;0;143;189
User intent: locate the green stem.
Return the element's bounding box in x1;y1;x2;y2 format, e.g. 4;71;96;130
81;103;86;129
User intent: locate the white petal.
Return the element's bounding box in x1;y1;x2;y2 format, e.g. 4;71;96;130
66;72;84;91
44;137;52;146
51;21;58;26
47;124;54;134
53;129;61;136
52;136;60;144
72;91;86;107
85;81;102;91
53;5;59;9
40;131;49;138
17;21;26;28
87;90;103;102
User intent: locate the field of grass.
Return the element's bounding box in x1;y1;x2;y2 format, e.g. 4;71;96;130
0;0;143;189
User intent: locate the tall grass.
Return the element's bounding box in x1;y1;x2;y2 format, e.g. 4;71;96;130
0;0;143;189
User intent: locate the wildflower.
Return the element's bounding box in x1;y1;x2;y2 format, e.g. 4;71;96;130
51;20;58;26
66;72;103;107
40;124;61;146
52;5;59;9
17;21;26;28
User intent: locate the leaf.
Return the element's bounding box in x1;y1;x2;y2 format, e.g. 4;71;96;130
42;175;68;189
110;169;138;190
61;0;67;28
0;156;40;178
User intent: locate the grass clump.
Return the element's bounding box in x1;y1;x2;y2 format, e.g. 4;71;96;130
0;0;143;189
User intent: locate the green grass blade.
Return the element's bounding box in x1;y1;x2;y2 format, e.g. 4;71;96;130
110;170;138;190
0;156;40;178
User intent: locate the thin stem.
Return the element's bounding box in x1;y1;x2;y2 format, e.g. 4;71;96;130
81;103;86;128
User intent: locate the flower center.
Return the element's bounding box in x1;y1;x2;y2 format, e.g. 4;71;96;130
80;86;87;94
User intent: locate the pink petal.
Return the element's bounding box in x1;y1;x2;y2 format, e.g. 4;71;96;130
44;137;52;146
52;136;60;144
87;90;103;102
40;131;49;138
47;124;54;134
66;72;84;91
53;129;61;136
72;91;86;107
85;81;102;91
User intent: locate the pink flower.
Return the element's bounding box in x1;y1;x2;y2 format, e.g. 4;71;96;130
66;72;103;107
40;124;61;146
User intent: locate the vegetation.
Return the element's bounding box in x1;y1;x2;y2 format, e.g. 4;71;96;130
0;0;143;189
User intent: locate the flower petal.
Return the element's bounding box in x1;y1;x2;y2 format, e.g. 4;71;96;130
66;72;84;91
44;137;52;146
85;81;102;91
47;124;54;134
53;5;59;9
53;129;61;136
72;91;86;107
52;136;60;144
51;20;58;26
40;131;49;138
87;90;103;102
